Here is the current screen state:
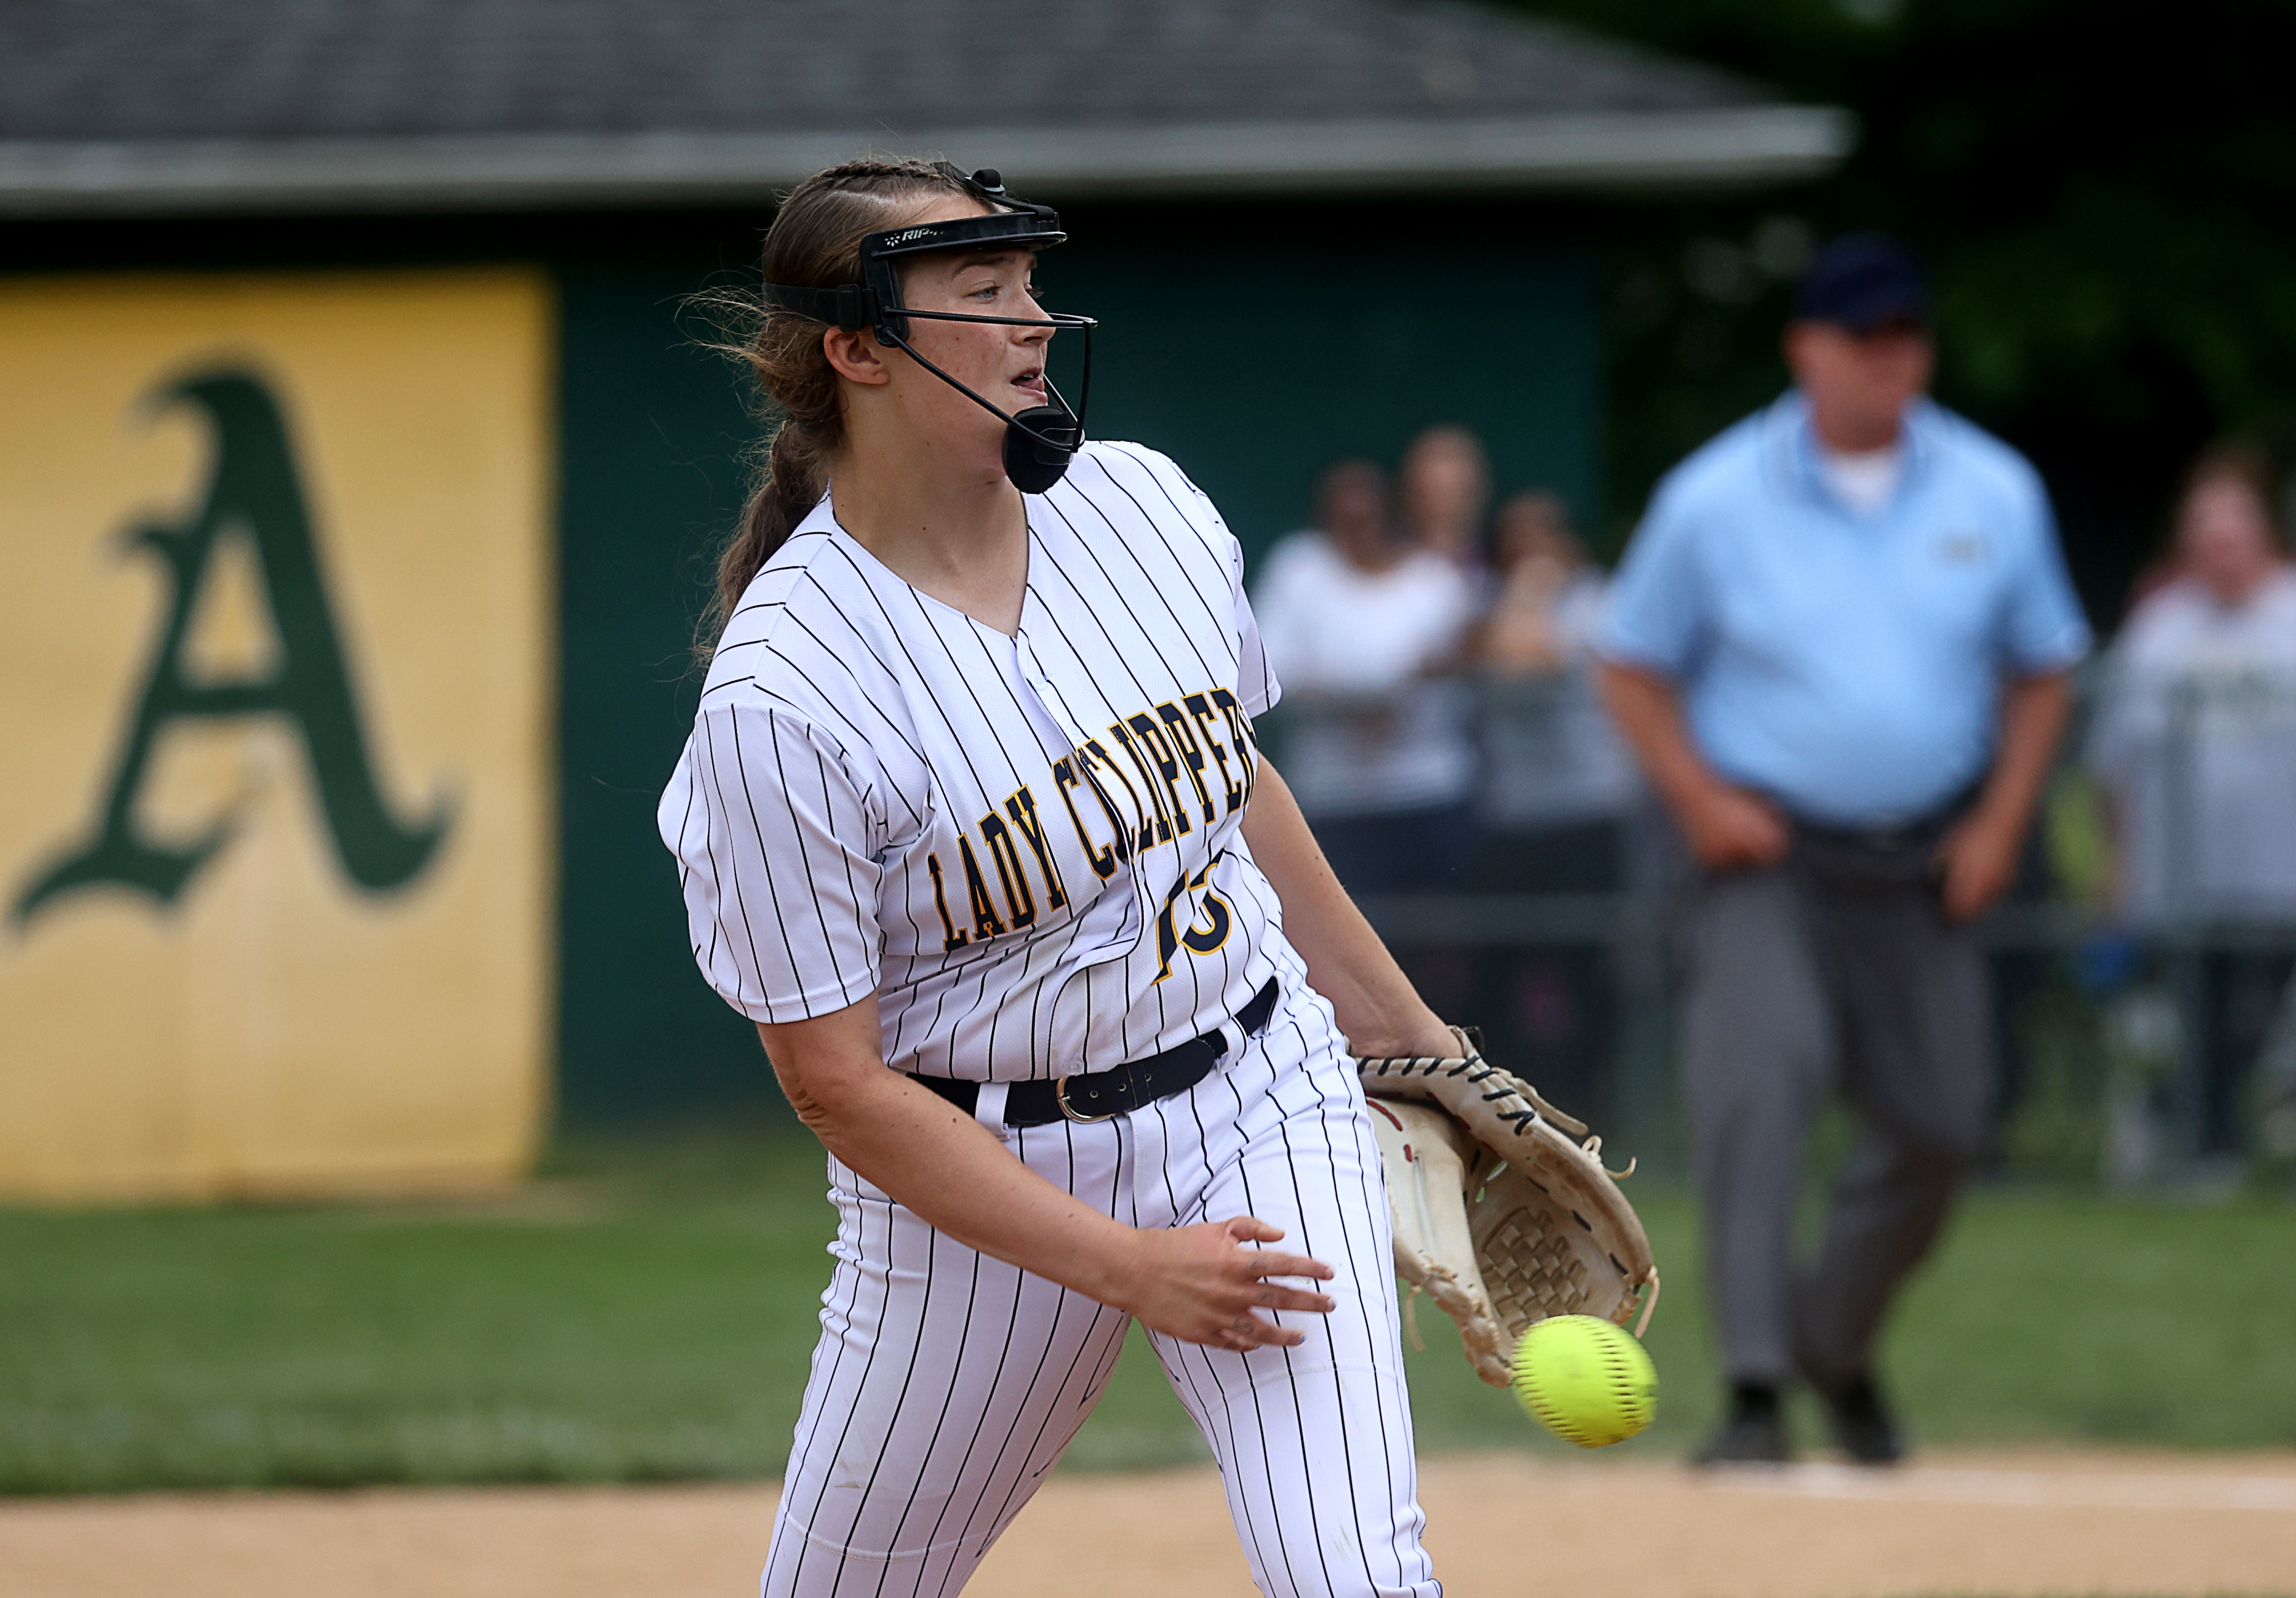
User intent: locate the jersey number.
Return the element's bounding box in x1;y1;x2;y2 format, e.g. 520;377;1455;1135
1153;856;1234;982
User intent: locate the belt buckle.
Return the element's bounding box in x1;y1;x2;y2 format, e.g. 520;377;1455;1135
1055;1072;1120;1124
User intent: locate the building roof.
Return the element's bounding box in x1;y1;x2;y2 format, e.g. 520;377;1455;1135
0;0;1851;214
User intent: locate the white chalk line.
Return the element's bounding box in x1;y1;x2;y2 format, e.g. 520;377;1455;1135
1705;1462;2296;1511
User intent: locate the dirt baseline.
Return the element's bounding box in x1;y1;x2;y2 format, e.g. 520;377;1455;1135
6;1448;2296;1597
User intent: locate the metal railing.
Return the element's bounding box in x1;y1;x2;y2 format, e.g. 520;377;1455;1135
1280;666;2296;1186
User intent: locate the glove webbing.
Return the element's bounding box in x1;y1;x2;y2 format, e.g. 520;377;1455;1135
1356;1037;1590;1141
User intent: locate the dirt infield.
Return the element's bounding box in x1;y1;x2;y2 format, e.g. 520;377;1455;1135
6;1448;2296;1597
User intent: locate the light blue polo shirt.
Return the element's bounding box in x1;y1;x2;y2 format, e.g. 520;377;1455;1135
1598;392;2091;828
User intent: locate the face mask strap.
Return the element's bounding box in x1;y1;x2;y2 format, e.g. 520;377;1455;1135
870;311;1094;470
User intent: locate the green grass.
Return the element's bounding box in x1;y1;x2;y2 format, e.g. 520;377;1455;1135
2;1131;2294;1493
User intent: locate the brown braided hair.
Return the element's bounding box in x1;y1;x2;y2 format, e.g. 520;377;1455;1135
698;158;976;660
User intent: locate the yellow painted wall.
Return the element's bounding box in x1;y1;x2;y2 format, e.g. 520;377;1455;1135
0;270;554;1202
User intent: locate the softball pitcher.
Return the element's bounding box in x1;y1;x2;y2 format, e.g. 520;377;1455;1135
661;157;1450;1597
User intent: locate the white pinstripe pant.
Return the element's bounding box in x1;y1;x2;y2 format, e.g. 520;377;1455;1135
761;977;1440;1597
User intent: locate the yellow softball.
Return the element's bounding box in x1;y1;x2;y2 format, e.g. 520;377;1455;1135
1510;1314;1658;1448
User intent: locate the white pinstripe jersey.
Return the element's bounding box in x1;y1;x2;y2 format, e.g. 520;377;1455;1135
660;441;1287;1081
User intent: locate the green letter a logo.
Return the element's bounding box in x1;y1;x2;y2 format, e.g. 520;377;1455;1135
12;369;451;927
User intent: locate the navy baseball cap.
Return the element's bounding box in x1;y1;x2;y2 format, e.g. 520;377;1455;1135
1794;232;1928;332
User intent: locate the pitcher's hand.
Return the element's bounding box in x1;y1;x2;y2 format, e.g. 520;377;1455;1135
1113;1216;1334;1351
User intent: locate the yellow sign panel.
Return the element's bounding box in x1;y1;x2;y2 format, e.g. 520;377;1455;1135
0;270;554;1202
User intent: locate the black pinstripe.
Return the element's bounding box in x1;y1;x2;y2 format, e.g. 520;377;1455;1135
661;443;1435;1597
759;971;1437;1597
661;443;1278;1080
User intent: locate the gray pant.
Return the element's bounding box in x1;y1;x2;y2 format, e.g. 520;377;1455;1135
1681;862;1994;1387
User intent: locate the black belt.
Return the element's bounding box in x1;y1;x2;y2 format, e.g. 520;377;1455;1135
912;978;1278;1129
1787;780;1981;897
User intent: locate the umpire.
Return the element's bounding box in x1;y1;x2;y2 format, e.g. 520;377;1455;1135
1596;235;2090;1464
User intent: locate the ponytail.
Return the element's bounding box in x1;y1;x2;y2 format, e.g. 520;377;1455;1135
695;156;974;663
706;423;829;650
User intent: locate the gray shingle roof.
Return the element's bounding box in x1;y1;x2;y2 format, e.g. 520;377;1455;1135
0;0;1850;213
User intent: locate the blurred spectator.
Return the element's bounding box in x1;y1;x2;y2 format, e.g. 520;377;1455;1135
1471;490;1641;1122
1597;233;2090;1466
1476;490;1638;865
1482;490;1605;672
2089;444;2296;921
1255;459;1477;894
2088;443;2296;1155
1398;423;1492;574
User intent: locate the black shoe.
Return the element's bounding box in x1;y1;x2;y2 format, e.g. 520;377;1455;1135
1691;1382;1791;1466
1816;1372;1904;1465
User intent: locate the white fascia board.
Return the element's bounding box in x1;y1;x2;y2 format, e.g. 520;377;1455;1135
0;107;1853;216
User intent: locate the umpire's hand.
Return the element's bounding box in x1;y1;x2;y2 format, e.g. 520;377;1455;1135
1680;781;1791;871
1935;809;2023;921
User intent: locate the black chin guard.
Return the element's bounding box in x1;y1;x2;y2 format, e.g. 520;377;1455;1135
765;166;1095;493
1004;403;1080;495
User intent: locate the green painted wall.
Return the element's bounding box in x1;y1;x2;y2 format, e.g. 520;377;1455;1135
1049;214;1602;557
552;210;1603;1124
556;261;764;1124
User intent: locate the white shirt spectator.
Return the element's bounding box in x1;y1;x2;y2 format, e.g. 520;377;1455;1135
1481;567;1639;829
2090;566;2296;921
1254;530;1476;818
